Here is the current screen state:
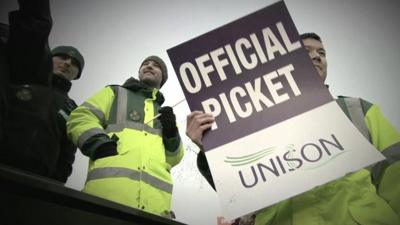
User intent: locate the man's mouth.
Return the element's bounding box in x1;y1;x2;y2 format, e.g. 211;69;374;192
314;65;321;71
58;67;68;73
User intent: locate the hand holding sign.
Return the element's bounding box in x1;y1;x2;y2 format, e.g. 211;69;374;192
186;111;215;148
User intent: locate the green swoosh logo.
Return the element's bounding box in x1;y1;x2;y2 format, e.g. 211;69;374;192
301;151;349;170
224;147;276;167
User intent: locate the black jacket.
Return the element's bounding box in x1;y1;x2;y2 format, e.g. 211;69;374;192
50;75;78;182
0;0;77;183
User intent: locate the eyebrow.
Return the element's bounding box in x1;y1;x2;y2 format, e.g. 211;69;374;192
143;60;160;67
149;60;159;65
304;45;325;52
149;61;161;68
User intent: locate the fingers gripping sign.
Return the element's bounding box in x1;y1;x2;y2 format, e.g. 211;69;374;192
186;111;215;148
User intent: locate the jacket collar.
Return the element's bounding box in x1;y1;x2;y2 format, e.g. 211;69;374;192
122;77;165;105
52;74;72;93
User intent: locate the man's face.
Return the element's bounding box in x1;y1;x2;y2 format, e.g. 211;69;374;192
302;38;328;82
139;60;163;89
52;55;79;81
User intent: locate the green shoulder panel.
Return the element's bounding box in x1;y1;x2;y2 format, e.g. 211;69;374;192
107;85;120;125
336;96;371;140
359;98;373;115
336;96;373;118
335;97;351;119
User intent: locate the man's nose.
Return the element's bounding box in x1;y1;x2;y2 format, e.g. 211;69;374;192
145;64;154;70
309;51;321;62
63;58;72;66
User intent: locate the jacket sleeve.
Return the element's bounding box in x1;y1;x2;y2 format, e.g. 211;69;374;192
67;86;116;159
7;0;52;85
366;104;400;215
164;134;184;167
51;98;78;183
52;132;77;183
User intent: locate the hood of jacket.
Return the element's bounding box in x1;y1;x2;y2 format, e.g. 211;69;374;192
122;77;165;105
52;74;72;94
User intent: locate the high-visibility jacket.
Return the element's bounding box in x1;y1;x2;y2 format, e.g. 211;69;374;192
67;79;184;216
255;97;400;225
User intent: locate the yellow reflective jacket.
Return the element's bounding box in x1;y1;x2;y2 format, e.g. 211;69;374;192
67;79;184;216
255;97;400;225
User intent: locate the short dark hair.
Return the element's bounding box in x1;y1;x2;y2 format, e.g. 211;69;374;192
300;32;322;42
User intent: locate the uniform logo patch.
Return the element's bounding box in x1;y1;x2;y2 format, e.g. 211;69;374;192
16;88;32;101
129;110;141;121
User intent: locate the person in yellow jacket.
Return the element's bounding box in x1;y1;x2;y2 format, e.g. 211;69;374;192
188;33;400;225
67;55;184;217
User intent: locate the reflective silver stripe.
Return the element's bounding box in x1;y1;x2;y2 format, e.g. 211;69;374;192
371;142;400;184
82;102;106;125
77;128;107;149
382;142;400;163
105;121;162;136
86;167;173;193
116;87;128;124
344;98;370;140
58;109;69;121
141;172;173;193
87;167;140;181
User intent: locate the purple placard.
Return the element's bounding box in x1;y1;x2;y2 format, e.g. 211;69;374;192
167;1;333;151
